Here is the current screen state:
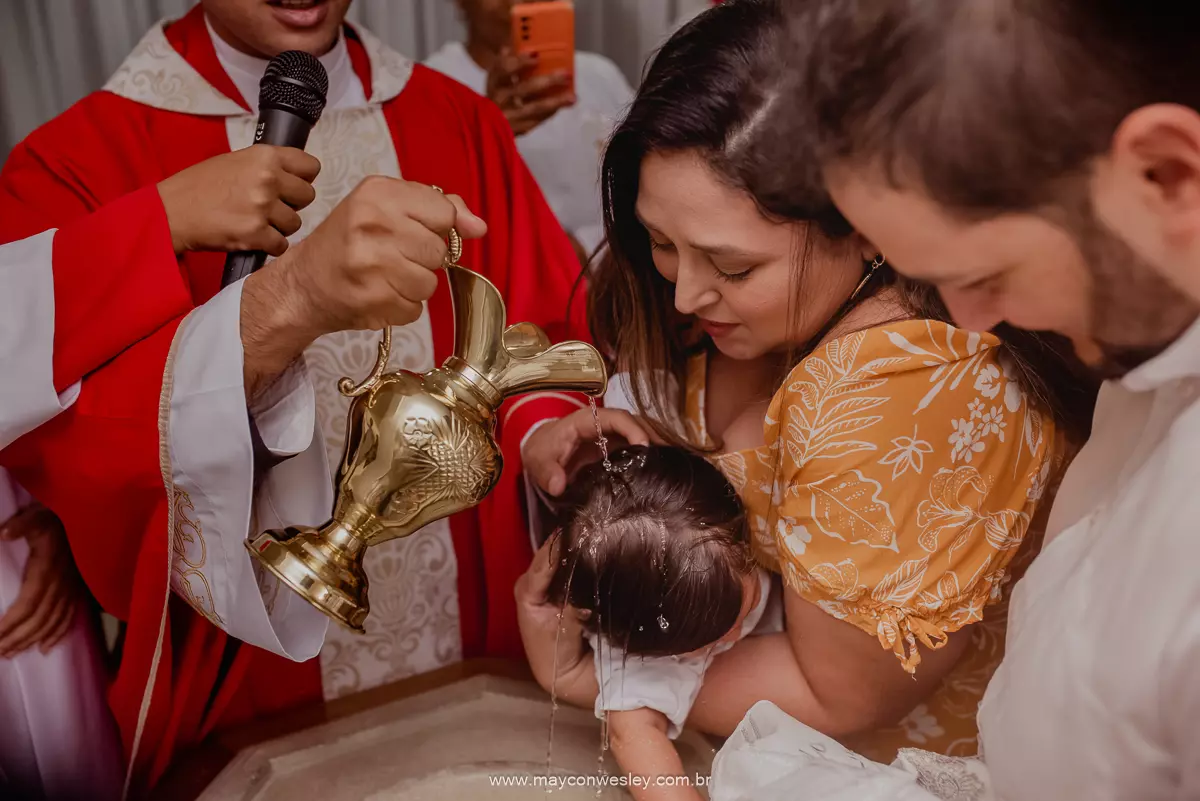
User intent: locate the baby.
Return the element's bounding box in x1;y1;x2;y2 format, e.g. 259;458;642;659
517;445;779;801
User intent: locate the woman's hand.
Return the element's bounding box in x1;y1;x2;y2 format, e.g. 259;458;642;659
515;536;579;638
157;145;321;256
522;407;654;496
515;537;598;706
0;504;84;658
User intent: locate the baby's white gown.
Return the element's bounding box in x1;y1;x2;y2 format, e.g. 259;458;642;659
709;701;993;801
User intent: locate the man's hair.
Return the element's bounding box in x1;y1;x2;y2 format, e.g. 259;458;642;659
745;0;1200;216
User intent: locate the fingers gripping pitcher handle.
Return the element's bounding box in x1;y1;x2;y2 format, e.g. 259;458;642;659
339;186;465;398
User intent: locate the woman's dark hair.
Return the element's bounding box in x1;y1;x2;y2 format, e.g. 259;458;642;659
588;0;1098;445
546;445;752;657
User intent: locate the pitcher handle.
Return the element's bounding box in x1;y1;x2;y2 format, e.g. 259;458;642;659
338;327;392;397
338;186;463;399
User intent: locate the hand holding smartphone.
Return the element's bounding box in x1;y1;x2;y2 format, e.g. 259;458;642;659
484;1;577;136
511;1;575;93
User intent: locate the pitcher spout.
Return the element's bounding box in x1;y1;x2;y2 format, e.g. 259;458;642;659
446;264;509;383
445;265;608;400
492;338;607;398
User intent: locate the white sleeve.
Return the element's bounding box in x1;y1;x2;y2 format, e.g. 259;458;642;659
586;632;707;740
0;231;81;450
710;702;942;801
164;279;331;660
520;418;561;553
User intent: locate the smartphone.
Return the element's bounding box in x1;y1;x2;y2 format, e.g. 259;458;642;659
511;1;575;94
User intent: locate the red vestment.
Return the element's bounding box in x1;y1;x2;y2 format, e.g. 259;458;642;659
0;7;587;794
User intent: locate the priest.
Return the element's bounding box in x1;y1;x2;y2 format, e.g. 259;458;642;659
0;0;589;794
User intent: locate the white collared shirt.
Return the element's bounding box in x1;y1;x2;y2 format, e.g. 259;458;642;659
977;316;1200;800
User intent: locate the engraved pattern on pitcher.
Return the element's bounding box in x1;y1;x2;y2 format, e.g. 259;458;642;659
386;414;499;523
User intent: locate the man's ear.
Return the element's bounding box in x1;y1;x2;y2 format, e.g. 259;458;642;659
1092;104;1200;295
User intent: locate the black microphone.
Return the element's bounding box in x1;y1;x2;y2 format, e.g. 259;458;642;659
221;52;328;482
221;50;329;288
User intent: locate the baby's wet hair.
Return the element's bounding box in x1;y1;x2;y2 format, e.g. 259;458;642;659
546;445;752;657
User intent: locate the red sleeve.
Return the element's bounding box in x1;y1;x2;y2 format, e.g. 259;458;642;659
0;94;195;615
1;315;182;618
0;94;192;392
2;317;255;794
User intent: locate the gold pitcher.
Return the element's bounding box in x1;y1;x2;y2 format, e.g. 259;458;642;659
246;237;606;632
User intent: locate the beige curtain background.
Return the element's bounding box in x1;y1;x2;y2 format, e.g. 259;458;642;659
0;0;711;162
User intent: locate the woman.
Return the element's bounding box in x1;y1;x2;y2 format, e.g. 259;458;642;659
520;0;1096;763
0;468;122;800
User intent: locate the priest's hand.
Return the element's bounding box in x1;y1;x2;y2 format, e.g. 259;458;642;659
0;504;83;658
239;177;488;398
157;145;321;256
487;47;575;136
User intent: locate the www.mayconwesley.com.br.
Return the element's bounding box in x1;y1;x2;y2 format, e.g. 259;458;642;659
489;773;711;790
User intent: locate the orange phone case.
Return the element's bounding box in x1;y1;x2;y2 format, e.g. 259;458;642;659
511;2;575;92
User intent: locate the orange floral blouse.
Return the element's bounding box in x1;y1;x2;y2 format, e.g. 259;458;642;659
684;320;1059;760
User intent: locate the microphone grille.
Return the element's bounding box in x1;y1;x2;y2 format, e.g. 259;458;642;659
259;50;329;125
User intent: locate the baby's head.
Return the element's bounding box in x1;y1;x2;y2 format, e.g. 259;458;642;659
546;445;755;658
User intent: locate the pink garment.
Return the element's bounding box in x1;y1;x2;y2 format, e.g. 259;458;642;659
0;469;121;801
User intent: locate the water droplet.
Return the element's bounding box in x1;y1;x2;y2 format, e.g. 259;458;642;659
588;397;614;472
658;614;670;631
